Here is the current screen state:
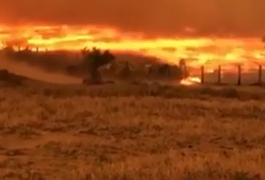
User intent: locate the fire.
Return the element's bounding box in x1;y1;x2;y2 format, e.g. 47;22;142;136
0;24;264;84
180;77;201;85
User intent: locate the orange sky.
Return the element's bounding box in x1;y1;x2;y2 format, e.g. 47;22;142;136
0;0;265;37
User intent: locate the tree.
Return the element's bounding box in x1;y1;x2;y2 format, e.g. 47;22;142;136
2;45;33;60
179;59;189;78
82;47;115;84
118;61;132;79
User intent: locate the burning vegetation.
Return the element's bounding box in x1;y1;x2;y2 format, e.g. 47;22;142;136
0;24;265;85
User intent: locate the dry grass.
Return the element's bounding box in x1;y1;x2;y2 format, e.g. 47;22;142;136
0;82;265;180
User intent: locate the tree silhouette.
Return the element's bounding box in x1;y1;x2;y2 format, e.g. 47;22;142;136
82;47;115;84
118;61;132;79
179;59;189;78
2;45;15;57
2;45;34;60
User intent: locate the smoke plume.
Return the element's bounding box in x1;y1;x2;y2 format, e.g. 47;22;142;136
0;0;264;37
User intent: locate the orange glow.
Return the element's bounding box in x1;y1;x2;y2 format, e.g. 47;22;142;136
0;24;264;85
180;77;201;85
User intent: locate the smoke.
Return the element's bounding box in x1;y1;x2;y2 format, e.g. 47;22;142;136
0;0;265;37
0;52;80;84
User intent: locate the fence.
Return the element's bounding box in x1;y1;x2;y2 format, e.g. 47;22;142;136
200;65;263;86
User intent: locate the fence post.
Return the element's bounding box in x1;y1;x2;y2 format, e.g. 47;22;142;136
258;65;262;85
201;66;204;84
237;65;241;86
217;65;221;84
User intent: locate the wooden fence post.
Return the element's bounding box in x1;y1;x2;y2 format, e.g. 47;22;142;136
201;66;204;84
217;65;221;84
237;65;241;86
258;65;262;85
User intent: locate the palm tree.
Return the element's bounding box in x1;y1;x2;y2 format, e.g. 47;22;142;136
82;47;115;84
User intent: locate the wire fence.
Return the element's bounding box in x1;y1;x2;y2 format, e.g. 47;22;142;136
199;65;263;86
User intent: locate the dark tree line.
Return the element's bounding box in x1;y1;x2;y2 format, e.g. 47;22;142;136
1;45;189;84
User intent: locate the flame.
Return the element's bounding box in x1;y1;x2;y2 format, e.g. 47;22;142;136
0;24;264;85
180;77;201;85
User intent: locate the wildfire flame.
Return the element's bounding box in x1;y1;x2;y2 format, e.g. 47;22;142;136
180;77;201;85
0;24;264;85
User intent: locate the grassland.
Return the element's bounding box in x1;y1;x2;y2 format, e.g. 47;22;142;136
0;81;264;180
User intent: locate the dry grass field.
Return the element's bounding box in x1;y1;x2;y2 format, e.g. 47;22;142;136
0;80;265;180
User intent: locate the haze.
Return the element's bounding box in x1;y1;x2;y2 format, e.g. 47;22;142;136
0;0;264;37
